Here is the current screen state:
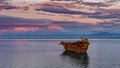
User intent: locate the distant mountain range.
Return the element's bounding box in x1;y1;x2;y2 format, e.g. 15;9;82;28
0;32;120;39
87;32;120;39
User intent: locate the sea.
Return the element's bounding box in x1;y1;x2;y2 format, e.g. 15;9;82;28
0;39;120;68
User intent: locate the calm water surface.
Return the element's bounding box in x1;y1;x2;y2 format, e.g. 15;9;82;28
0;39;120;68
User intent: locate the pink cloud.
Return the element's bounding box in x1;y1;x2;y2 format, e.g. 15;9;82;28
0;4;7;7
36;1;77;8
0;29;8;33
0;24;64;34
48;25;64;31
0;4;7;9
13;27;40;32
15;6;29;10
0;27;41;33
0;3;29;10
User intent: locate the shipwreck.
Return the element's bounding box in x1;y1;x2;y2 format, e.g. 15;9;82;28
60;38;89;54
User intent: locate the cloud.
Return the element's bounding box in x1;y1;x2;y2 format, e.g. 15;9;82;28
1;15;118;34
82;2;111;7
89;12;120;19
0;4;17;10
89;21;120;33
0;26;41;33
0;0;4;3
48;25;64;31
0;3;30;10
0;24;64;34
36;2;75;7
35;2;90;15
13;27;40;32
35;5;78;14
0;1;120;37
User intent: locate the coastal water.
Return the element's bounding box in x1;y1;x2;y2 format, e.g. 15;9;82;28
0;39;120;68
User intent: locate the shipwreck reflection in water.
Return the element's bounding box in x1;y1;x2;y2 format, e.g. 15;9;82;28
61;51;89;68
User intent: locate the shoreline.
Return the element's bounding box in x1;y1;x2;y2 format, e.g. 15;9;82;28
0;38;120;40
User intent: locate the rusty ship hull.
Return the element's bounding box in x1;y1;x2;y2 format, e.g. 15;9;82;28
60;38;89;54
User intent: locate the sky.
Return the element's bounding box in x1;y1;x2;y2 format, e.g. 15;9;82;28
0;0;120;38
